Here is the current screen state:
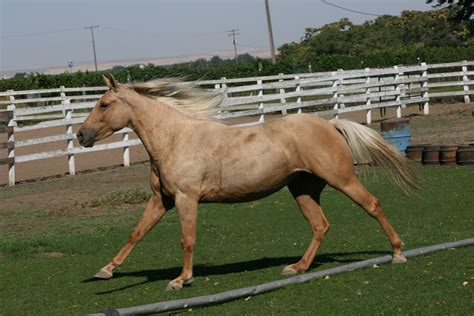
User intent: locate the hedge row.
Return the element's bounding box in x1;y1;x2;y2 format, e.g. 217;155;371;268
1;45;473;92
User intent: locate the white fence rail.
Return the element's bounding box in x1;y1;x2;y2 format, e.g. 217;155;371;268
1;60;473;186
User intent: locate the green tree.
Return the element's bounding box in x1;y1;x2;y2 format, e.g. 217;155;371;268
426;0;473;20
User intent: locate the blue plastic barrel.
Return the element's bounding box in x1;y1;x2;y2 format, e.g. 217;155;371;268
380;118;411;153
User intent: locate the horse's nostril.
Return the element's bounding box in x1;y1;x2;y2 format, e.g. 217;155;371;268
77;131;83;139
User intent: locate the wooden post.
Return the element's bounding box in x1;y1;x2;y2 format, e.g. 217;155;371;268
331;72;339;119
394;66;402;118
61;86;76;176
338;69;345;110
257;79;264;123
295;75;302;114
0;109;14;186
221;77;228;99
122;131;130;167
399;73;407;110
7;90;16;186
421;62;429;115
278;73;287;115
365;68;372;124
462;60;471;103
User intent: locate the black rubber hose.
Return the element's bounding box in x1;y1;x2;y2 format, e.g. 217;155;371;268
90;237;474;316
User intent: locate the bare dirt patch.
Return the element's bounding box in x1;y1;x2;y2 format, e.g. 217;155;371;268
0;164;150;235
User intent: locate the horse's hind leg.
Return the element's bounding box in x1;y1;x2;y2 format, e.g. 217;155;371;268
337;176;406;263
282;173;329;275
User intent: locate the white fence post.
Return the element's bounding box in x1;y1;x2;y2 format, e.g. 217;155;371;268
400;73;407;110
221;77;228;99
61;86;76;176
295;75;302;114
7;90;16;186
122;131;130;167
278;73;287;115
462;60;471;103
421;62;429;115
394;66;402;118
365;68;372;124
379;75;386;117
257;79;264;123
338;69;345;110
331;72;339;119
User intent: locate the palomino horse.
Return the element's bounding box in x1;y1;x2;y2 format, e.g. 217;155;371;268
77;75;419;290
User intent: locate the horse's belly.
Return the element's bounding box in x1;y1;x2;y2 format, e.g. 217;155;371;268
200;164;291;203
201;181;287;203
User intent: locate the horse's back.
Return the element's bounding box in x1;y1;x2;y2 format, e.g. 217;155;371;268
264;114;356;183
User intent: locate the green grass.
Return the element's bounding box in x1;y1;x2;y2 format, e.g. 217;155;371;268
0;166;473;315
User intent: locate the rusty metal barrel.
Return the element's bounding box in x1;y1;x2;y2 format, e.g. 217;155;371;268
439;145;458;165
457;144;474;165
380;118;411;154
422;145;440;165
406;145;425;163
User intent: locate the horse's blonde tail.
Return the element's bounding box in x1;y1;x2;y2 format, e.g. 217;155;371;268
330;119;421;195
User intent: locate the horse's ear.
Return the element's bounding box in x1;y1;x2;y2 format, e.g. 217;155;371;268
103;74;119;91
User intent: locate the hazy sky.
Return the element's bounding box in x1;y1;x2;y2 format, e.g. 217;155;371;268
1;0;431;72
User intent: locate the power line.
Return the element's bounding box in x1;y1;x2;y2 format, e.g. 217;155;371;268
321;0;383;17
1;27;82;39
227;29;240;63
85;25;99;72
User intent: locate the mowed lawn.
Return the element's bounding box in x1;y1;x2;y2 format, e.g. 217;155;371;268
0;165;473;315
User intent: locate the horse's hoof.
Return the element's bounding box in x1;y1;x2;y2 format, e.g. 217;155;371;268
95;268;113;279
281;265;298;276
166;281;183;291
392;254;407;264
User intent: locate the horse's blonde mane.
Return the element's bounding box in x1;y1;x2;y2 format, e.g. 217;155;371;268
125;79;223;118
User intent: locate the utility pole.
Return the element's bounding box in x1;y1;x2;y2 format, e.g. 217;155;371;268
227;29;240;63
264;0;276;64
85;25;99;71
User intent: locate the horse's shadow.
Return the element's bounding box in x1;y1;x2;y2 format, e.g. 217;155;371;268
83;250;389;295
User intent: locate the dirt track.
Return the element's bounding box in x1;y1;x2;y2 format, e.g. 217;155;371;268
1;102;473;186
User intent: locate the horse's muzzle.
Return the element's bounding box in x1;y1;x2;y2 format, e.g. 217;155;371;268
77;127;97;147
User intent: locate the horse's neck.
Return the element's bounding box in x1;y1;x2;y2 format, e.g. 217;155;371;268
130;100;189;161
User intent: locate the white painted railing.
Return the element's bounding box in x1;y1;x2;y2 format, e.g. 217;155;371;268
1;60;472;185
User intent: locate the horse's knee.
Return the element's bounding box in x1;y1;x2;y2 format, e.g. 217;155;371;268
128;230;145;243
181;236;196;251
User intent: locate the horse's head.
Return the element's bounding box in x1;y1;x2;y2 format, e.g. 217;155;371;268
77;75;132;147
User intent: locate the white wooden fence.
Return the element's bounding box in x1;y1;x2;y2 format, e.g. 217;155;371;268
1;60;473;186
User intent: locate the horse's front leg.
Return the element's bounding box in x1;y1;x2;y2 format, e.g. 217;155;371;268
166;194;198;290
95;190;173;279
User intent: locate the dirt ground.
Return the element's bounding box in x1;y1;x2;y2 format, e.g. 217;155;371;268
0;102;473;186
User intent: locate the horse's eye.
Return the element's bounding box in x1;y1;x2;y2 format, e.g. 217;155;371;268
100;102;108;108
